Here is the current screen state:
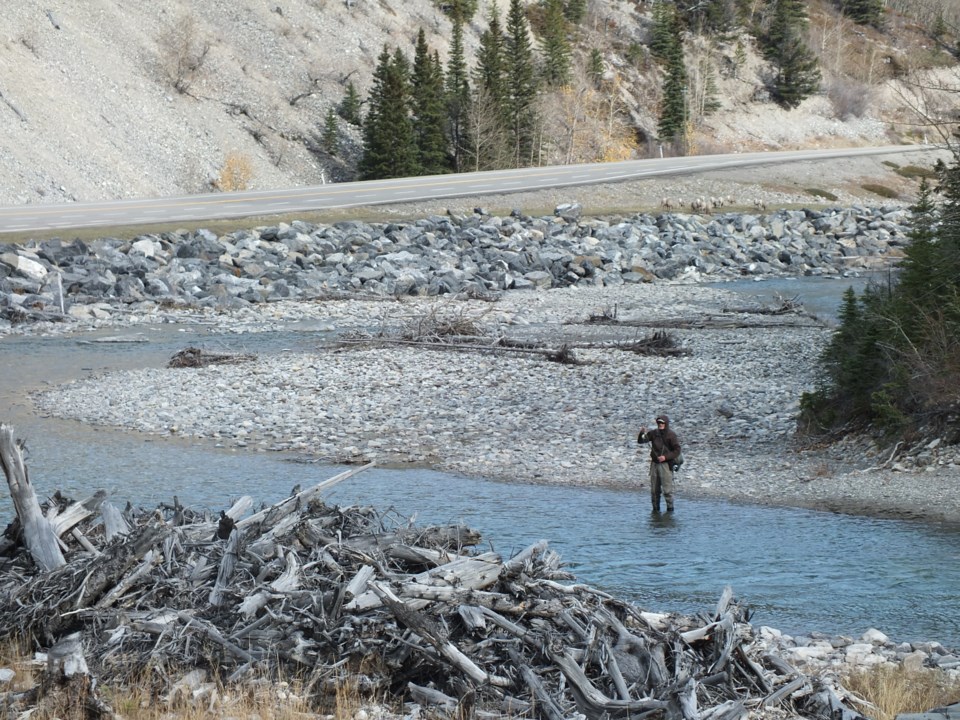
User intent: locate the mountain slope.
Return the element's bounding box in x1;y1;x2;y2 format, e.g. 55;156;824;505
0;0;955;209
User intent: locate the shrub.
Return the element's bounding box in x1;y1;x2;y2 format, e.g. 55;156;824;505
804;188;838;201
896;165;938;180
827;77;873;120
217;152;253;192
861;183;899;199
158;15;210;94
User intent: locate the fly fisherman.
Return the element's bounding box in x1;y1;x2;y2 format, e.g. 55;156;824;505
638;414;681;513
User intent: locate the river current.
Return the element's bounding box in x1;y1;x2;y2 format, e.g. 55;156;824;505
2;275;958;647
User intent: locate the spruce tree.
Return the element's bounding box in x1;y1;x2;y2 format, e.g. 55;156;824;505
657;12;688;147
338;82;362;125
445;10;473;173
650;0;676;64
321;107;339;155
504;0;539;167
896;178;939;315
540;0;572;88
359;46;419;180
587;48;604;87
802;157;960;434
473;4;510;170
676;0;738;34
838;0;884;27
763;0;821;109
564;0;587;25
412;30;450;175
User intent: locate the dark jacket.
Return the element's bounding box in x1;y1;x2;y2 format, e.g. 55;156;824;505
638;415;681;464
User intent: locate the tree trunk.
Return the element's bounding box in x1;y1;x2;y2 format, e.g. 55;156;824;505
0;423;65;571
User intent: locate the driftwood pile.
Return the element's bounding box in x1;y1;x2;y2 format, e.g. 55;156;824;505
0;424;867;720
338;306;689;362
586;296;827;331
167;346;256;368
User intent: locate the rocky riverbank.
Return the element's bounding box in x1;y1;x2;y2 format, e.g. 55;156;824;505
5;204;960;691
4;203;958;525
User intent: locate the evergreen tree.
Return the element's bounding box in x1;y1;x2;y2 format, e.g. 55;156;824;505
565;0;587;25
650;0;676;64
412;30;450;175
895;178;940;314
732;39;747;79
504;0;539;166
801;156;960;436
321;107;340;154
445;10;473;172
338;81;362;125
657;12;688;147
587;48;604;87
929;158;960;319
540;0;572;88
676;0;738;34
359;46;419;180
442;0;478;21
473;4;510;169
763;0;821;109
837;0;884;27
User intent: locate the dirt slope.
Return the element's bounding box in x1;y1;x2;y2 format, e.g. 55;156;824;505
0;1;955;211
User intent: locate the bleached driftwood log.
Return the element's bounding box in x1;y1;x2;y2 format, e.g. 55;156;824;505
0;423;65;571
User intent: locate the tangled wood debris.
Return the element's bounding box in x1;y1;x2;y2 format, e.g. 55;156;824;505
587;296;826;330
337;306;687;362
167;346;257;368
0;424;867;720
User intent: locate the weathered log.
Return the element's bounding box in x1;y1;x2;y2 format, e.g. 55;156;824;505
94;549;160;609
345;550;503;611
508;647;567;720
0;424;65;571
100;501;131;540
549;647;670;717
176;610;259;663
238;462;374;531
370;581;512;687
49;490;106;538
209;529;240;606
407;682;459;711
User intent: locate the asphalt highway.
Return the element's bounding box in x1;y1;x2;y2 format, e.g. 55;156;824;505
0;145;929;235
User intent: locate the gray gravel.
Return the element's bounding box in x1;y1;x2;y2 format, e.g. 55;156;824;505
31;281;960;525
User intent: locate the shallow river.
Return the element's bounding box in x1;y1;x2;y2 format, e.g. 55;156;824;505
2;276;958;647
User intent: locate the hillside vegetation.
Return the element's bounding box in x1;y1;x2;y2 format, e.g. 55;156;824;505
2;0;960;207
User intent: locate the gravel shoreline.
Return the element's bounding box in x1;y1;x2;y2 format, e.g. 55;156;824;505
30;280;960;526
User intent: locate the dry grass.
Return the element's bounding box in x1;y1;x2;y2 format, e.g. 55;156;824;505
860;183;900;199
0;639;385;719
843;664;960;720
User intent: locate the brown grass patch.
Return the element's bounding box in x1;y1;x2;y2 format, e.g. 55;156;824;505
843;664;960;720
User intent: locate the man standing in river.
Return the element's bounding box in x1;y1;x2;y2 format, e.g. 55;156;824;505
638;415;681;513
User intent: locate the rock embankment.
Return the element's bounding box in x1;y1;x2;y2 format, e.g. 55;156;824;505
1;204;909;329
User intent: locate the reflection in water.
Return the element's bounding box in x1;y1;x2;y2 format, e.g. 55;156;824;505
1;315;959;648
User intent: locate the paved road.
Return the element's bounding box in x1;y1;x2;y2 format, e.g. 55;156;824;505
0;145;928;234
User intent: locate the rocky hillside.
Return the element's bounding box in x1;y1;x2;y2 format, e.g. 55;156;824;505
0;0;957;209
